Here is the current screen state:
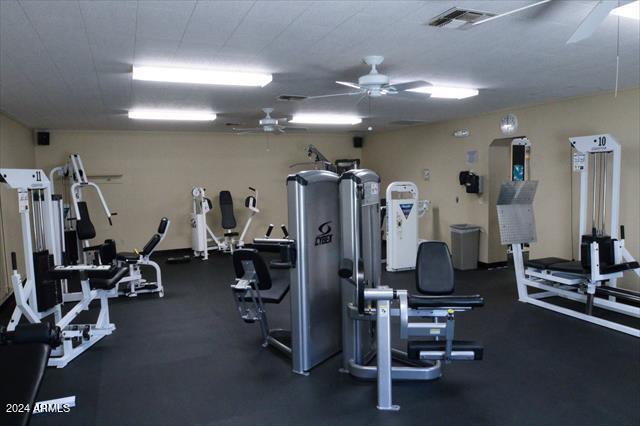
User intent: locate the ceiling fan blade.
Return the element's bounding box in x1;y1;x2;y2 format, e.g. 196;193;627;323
567;1;617;44
387;80;432;92
282;127;308;132
305;92;364;100
233;127;263;132
472;0;553;26
336;81;362;89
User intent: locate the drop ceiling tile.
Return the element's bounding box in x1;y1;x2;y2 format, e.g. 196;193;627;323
79;0;137;44
181;1;253;46
294;1;367;28
134;37;181;65
136;1;196;41
244;1;311;25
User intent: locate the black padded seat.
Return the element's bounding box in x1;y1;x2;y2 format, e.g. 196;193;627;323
0;343;49;426
0;323;59;426
526;257;571;269
407;340;483;361
50;266;129;290
545;261;587;274
238;277;290;304
600;261;640;274
409;294;484;309
116;252;140;263
89;266;129;290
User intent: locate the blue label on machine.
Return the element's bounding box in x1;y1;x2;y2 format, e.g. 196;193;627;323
399;203;413;219
513;165;524;181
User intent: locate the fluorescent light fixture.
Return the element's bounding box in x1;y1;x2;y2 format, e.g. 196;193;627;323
128;109;216;121
289;114;362;125
611;1;639;20
408;86;479;99
132;66;272;87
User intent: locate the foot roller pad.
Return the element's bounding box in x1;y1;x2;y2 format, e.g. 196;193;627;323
407;340;483;361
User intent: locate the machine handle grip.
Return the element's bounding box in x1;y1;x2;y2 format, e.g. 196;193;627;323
11;252;17;271
248;187;255;191
265;224;274;237
281;225;289;238
621;225;625;240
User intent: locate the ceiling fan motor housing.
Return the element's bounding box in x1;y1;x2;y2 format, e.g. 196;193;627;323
358;73;390;96
259;117;278;127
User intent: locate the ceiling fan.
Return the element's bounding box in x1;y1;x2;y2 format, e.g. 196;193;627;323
305;56;432;101
471;0;625;44
233;108;307;134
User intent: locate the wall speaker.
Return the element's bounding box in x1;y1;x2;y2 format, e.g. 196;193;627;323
36;131;50;146
353;136;363;148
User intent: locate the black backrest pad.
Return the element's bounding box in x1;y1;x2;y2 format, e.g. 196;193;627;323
75;201;96;240
219;191;237;229
142;234;161;256
232;249;272;290
157;217;169;234
416;241;455;295
100;239;117;264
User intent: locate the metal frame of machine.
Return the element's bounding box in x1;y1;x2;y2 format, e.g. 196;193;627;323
0;168;124;367
339;170;482;410
499;134;640;337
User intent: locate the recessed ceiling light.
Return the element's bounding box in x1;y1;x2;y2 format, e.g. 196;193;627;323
408;86;479;99
128;109;217;121
289;114;362;125
132;66;272;87
611;1;639;20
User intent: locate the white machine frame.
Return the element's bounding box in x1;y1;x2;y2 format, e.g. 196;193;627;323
115;223;170;298
191;187;224;259
192;186;259;258
1;168;119;367
385;182;429;271
503;134;640;337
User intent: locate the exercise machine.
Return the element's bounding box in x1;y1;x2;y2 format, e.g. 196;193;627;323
339;169;483;410
498;134;640;337
48;154;115;267
98;217;170;297
384;181;429;271
230;169;483;409
191;186;224;259
0;323;71;426
0;168;128;367
289;144;359;174
231;170;342;375
219;187;259;252
252;224;294;269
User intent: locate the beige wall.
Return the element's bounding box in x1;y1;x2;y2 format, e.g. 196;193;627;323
363;88;640;290
34;131;361;252
0;113;36;302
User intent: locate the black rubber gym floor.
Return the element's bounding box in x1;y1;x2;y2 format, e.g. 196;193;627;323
2;251;639;426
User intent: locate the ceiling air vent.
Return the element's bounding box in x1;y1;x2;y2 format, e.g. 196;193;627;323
277;94;307;101
427;7;495;29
